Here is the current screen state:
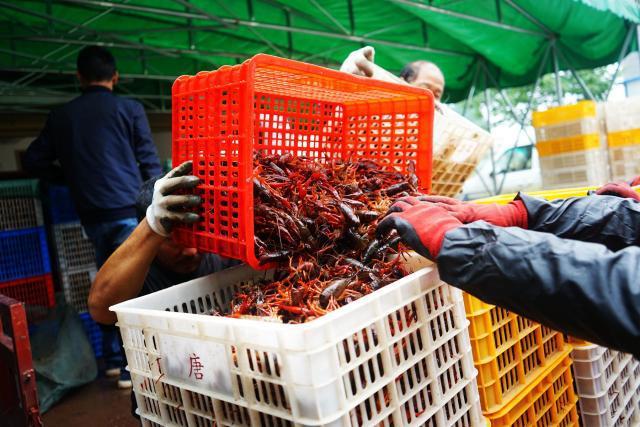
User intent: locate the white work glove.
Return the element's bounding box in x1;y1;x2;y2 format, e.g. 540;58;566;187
146;161;201;237
340;46;406;85
340;46;376;77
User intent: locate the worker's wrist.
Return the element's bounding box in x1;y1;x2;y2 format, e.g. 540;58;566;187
141;216;170;241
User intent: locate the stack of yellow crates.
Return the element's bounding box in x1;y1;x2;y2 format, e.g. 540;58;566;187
605;97;640;181
532;101;609;189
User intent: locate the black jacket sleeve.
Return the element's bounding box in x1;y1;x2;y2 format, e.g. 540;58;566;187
437;221;640;358
131;102;162;181
23;113;64;181
519;193;640;251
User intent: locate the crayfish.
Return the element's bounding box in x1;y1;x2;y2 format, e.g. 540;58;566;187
226;151;420;323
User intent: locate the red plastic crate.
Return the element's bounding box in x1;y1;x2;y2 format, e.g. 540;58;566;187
0;274;55;308
172;54;434;269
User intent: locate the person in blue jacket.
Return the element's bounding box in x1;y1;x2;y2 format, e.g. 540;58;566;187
23;45;162;388
377;182;640;359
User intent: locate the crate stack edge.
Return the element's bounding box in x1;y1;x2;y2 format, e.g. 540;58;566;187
0;179;54;309
533;100;609;189
571;343;640;426
46;184;101;358
605;97;640;181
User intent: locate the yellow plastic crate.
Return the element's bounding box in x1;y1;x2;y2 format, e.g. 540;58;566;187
464;293;569;413
532;100;597;128
474;186;597;205
607;128;640;148
536;134;600;157
486;354;579;426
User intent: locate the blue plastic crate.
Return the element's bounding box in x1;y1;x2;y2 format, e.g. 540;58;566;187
79;312;102;358
0;227;51;281
46;185;79;224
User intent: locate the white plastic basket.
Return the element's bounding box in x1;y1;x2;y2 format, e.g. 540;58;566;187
111;257;483;426
539;149;609;189
431;103;492;197
571;344;640;426
605;97;640;133
609;145;640;181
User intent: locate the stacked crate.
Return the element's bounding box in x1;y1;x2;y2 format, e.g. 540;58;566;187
0;180;54;310
463;293;579;426
46;185;101;357
604;97;640;181
533;100;609;189
571;343;640;426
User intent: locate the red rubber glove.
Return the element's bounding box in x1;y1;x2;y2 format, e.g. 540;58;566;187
629;176;640;186
397;195;529;228
376;202;463;261
595;181;640;202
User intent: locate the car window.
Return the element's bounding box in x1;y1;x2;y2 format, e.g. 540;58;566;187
495;145;533;174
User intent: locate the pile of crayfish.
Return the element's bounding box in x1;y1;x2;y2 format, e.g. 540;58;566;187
226;151;421;323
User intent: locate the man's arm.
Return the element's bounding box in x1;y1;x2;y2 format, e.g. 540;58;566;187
438;222;640;357
131;102;162;180
23;113;63;180
519;193;640;251
88;219;163;324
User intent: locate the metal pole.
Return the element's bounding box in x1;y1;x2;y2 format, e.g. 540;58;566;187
462;62;480;117
604;24;636;100
552;41;563;105
495;44;552;194
556;48;596;100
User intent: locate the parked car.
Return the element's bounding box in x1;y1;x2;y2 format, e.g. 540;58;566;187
461;144;542;200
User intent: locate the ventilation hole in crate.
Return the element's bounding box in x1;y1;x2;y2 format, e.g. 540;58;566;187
136;376;157;395
517;315;535;332
542;334;560;358
349;384;393;427
492;320;512;350
402;380;435;424
522;345;541;376
192;413;215;427
444;382;469;420
344;353;385;398
392;328;423;366
163;403;188;426
396;357;430;399
339;325;380;365
439;359;465;396
257;412;294;427
218;400;250;425
435;333;462;369
161;382;183;406
498;348;518;391
187;390;214;415
244;349;281;378
429;308;457;343
424;286;446;312
489;306;510;326
251;378;290;412
141;396;162;418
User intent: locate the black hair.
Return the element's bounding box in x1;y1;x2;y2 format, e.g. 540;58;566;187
76;46;117;82
400;60;437;83
136;176;161;222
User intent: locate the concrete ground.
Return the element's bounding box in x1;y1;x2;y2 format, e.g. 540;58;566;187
42;377;139;427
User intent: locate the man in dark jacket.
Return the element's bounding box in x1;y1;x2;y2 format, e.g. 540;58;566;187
377;187;640;359
24;46;162;388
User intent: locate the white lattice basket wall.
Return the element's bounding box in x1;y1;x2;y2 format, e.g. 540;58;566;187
111;255;483;426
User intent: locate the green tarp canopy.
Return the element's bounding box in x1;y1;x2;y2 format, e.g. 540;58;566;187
0;0;638;109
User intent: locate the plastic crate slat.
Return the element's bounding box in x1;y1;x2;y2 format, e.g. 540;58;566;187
79;311;103;358
0;274;55;308
0;227;51;281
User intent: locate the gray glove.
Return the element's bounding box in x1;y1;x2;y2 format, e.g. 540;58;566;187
146;161;201;237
